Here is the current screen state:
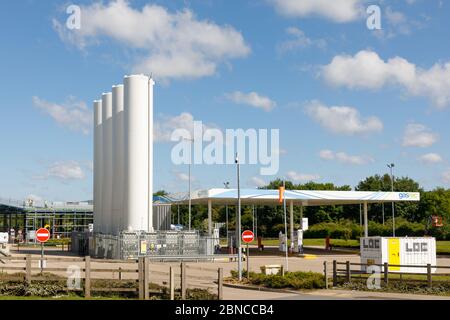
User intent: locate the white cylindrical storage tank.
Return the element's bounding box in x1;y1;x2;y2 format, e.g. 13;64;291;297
112;84;125;235
148;78;155;232
124;75;149;231
101;92;113;234
93;100;103;233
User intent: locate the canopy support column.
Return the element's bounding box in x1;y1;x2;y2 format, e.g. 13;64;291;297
208;199;212;236
364;201;368;237
289;200;294;251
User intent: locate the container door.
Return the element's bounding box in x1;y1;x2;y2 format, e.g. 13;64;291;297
388;238;400;271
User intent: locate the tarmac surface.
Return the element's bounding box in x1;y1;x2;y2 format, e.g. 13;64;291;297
1;244;450;300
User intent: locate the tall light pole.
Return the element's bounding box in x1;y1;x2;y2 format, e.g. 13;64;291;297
387;163;395;237
224;182;230;247
282;180;289;273
235;153;242;281
183;137;194;231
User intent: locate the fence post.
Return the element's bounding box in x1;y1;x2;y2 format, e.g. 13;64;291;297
323;261;328;289
25;254;32;285
332;260;337;287
144;257;149;300
138;257;144;300
218;268;223;300
345;261;351;283
384;262;389;285
84;256;91;298
427;264;432;288
119;267;122;280
170;266;175;300
181;262;186;300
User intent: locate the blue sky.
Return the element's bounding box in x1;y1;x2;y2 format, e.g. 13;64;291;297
0;0;449;201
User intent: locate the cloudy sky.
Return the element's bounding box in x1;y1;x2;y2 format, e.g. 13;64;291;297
0;0;449;201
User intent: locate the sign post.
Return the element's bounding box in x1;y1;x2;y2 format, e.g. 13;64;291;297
242;230;254;280
36;228;50;274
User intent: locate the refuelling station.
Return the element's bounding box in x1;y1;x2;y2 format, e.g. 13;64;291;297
1;74;435;272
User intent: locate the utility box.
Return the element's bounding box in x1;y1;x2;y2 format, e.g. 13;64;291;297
260;265;283;275
360;237;436;274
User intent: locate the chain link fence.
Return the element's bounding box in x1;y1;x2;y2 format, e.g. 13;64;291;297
80;230;219;260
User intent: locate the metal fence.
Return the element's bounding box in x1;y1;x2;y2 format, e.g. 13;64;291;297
83;230;219;260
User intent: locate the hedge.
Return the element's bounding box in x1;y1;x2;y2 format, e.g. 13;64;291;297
303;218;449;240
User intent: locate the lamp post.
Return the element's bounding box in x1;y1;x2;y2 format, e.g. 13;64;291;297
224;182;230;247
235;153;242;281
387;163;395;236
183;137;194;231
282;180;289;273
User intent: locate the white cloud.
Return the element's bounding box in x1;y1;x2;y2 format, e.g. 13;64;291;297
225;91;276;112
154;112;217;142
36;161;86;180
32;96;92;135
173;171;194;182
319;150;374;165
419;153;444;164
286;171;320;182
53;0;250;80
443;169;450;184
321;50;450;108
385;7;407;26
402;123;439;148
248;176;266;188
269;0;363;23
277;27;326;53
305;100;383;135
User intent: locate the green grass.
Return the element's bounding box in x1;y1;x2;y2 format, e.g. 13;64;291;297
437;241;450;255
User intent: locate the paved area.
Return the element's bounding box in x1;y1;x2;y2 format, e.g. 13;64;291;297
1;245;450;300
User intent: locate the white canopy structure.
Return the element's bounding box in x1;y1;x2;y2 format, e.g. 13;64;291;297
173;188;421;238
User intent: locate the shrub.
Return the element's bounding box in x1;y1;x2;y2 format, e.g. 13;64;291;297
231;270;326;290
0;281;65;297
304;222;352;240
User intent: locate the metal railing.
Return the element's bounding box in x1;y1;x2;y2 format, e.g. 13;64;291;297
331;260;450;288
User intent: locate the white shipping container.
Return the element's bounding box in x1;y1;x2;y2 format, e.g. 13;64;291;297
360;237;436;274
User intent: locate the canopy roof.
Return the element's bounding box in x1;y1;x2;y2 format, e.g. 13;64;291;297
173;188;420;206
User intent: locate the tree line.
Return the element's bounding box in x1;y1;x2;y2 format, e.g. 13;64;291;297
155;174;450;239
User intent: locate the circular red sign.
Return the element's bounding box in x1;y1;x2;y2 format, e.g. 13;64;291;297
242;230;254;243
36;228;50;243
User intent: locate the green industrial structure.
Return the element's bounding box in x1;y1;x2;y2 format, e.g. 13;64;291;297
0;197;93;241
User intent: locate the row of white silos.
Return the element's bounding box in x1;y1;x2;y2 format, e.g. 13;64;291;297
93;74;154;235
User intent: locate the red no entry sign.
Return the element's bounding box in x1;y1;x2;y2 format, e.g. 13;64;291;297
242;230;254;243
36;228;50;243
